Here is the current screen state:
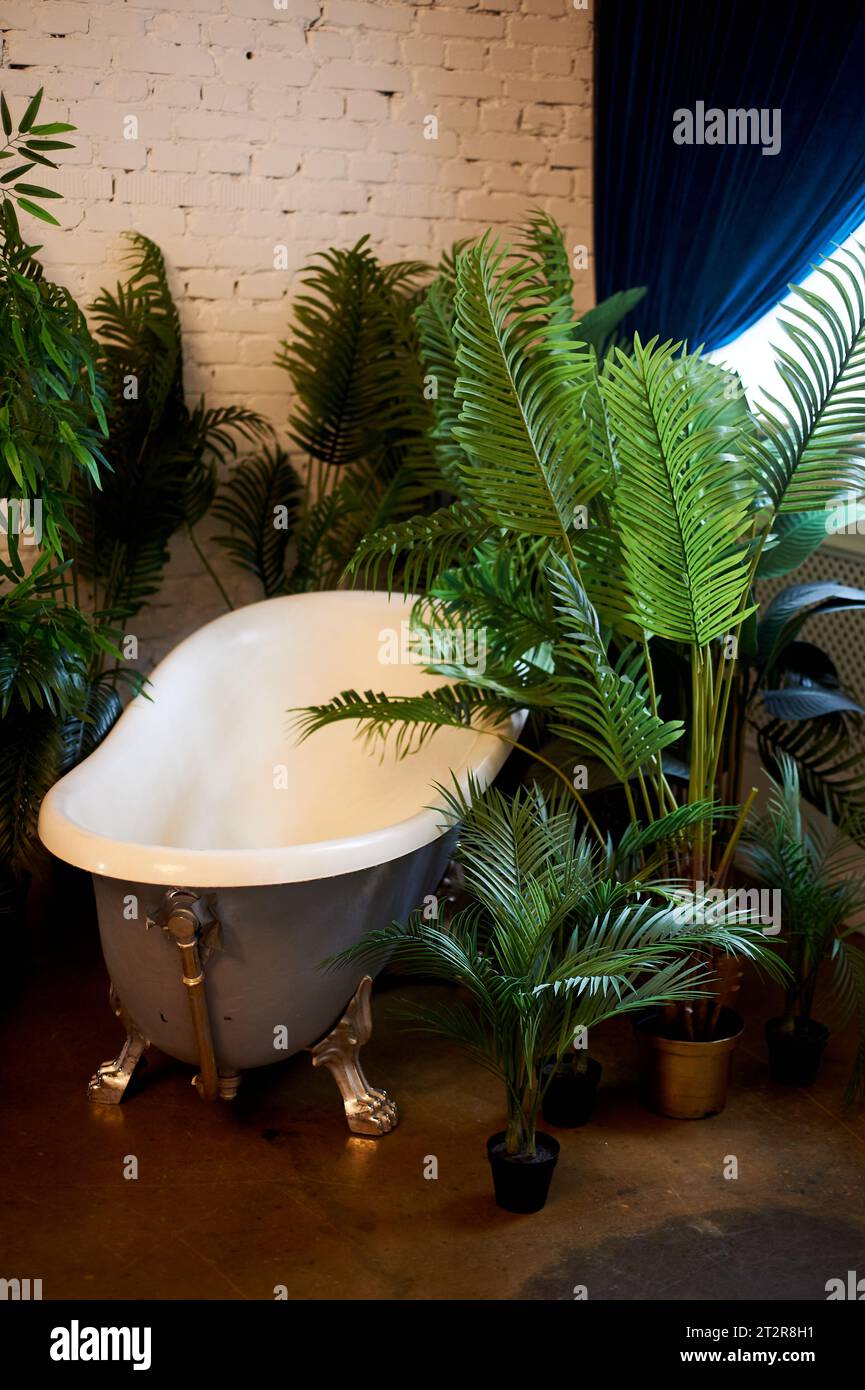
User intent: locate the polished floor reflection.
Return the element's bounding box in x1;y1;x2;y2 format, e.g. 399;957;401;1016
2;879;864;1302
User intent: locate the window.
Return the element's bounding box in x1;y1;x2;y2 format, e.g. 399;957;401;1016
710;220;865;554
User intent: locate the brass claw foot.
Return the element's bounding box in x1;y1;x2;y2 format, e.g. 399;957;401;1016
88;985;149;1106
308;975;398;1136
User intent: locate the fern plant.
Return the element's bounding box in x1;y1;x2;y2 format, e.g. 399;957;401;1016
213;238;448;596
740;758;865;1102
81;232;271;631
328;781;783;1156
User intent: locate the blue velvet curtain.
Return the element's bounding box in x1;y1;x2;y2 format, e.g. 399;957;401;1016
594;0;865;349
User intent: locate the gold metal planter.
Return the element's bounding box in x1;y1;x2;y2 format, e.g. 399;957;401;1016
638;1008;744;1119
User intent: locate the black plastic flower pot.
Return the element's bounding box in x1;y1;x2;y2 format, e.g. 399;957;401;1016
540;1056;602;1128
486;1131;560;1213
765;1018;829;1087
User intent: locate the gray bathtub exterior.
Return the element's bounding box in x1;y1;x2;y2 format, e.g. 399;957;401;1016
94;834;452;1072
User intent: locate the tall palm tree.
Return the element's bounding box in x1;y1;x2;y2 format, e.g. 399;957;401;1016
296;226;865;870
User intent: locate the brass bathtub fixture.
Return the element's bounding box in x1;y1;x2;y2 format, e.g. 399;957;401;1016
87;887;225;1107
308;975;398;1136
87;892;398;1133
159;889;220;1103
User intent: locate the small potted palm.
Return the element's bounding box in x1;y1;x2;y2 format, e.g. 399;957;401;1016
740;757;865;1096
327;782;784;1212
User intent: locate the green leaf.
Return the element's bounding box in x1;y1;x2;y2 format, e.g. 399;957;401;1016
17;88;44;135
346;500;494;594
760;686;865;721
0;162;36;184
757;581;865;669
414;271;465;487
546;553;684;783
29;121;76;135
2;437;24;486
9;316;28;365
13;183;63;199
21;139;73;152
0;94;12;137
15;197;60;226
756;509;846;580
277;238;431;471
519;208;575;326
17;150;58;170
452;234;604;540
212;446;301;597
602;335;757;645
744;244;865;513
574;285;647;357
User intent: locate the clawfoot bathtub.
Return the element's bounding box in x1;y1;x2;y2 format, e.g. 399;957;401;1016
38;591;517;1134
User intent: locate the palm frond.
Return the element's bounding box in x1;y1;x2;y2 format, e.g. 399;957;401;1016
212;446;301;597
414;269;465;487
546;553;684;783
292;682;515;757
744;243;865;513
757;713;865;837
602;335;757;645
421;540;556;667
345;500;495;594
830;932;865;1103
61;671;125;772
0;704;62;870
519;208;575;325
451;234;605;539
277;237;434;471
84;233;271;625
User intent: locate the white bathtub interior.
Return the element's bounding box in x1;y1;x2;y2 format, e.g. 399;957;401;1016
39;591;516;885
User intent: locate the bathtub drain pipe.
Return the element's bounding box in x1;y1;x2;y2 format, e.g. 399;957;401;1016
161;890;219;1103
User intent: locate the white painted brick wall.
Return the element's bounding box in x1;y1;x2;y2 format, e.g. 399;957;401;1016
1;0;594;666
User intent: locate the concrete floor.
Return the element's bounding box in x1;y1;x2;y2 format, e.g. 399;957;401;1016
2;881;865;1302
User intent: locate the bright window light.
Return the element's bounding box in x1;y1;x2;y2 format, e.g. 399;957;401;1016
709;219;865;406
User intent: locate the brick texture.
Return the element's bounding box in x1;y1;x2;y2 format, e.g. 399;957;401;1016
1;0;594;664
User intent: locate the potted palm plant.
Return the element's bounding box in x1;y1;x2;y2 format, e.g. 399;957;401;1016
740;757;865;1096
297;214;865;1117
326;781;782;1212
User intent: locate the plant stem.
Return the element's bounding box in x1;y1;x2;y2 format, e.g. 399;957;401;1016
641;631;665;817
690;645;705;883
712;785;758;889
500;735;606;847
623;776;639;832
188;522;233;611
